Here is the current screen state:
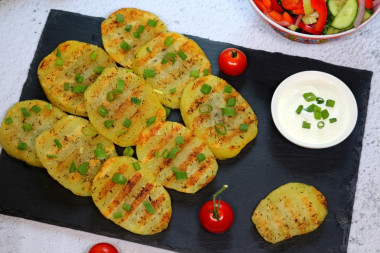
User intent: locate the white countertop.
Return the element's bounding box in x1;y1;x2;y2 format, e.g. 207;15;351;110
0;0;379;252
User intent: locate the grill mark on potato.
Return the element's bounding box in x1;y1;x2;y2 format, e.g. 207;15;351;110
138;122;165;146
135;193;167;228
121;183;154;221
97;164;129;201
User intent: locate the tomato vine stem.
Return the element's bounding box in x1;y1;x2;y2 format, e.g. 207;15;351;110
212;185;228;220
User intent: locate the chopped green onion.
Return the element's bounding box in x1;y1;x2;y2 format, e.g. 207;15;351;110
133;31;140;38
321;109;329;120
56;48;62;58
106;90;117;102
146;116;156;126
147;19;157;27
64;82;69;90
162;149;169;158
199;104;213;113
47;154;58;158
131;97;141;105
314;111;321;120
81;127;97;137
116;79;125;93
104;120;114;129
169;88;176;94
22;123;33;132
144;69;155;78
204;69;209;76
17;142;27;150
146;47;152;53
91;51;98;60
112;173;127;185
93;66;105;74
113;212;123;219
176;136;185;145
116;14;124;23
31;105;41;114
71;85;87;93
137;25;145;34
164;36;174;47
326;99;335;107
123;146;134;156
77;162;89;175
215;123;227;135
296;105;303;114
154;151;158;158
123;118;132;128
132;162;141;171
302;121;311;129
21;107;31;117
314;105;321;112
200;84;212;94
143;201;155;214
316;97;324;104
54;138;62;149
240;123;249;132
190;70;199;78
305;104;316;112
303;92;316;102
45;104;52;110
97;143;102;149
125;69;132;73
177;51;187;60
222;107;236;116
125;24;132;32
120;40;132;52
94;149;107;159
98;106;108;118
172;167;188;180
55;59;63;66
118;130;126;135
168;147;180;159
161;52;176;65
69;162;76;172
317;121;325;129
329;118;337;123
196;153;206;162
164;106;171;119
75;73;84;83
123;203;131;212
5;117;13;125
224;85;232;93
226;97;236;107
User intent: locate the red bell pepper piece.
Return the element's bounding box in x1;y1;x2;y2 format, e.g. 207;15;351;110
282;0;303;10
365;0;373;9
310;0;328;32
298;21;322;35
263;0;272;9
268;10;292;26
270;0;285;12
255;0;271;12
293;8;305;14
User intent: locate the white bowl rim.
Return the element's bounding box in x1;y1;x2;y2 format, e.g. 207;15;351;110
248;0;380;39
271;71;358;149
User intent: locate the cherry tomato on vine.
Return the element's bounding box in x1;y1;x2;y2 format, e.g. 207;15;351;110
218;48;247;76
88;243;118;253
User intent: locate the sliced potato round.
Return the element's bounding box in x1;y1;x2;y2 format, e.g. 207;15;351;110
92;156;172;235
37;40;116;116
101;8;167;68
252;182;328;244
180;75;258;159
0;100;66;167
35;115;117;196
84;67;166;147
136;121;218;194
133;32;211;108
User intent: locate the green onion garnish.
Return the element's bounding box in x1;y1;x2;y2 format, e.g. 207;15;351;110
54;138;62;149
305;104;316;112
17;142;27;150
176;136;185;145
118;130;126;135
93;67;105;74
31;105;41;114
317;121;325;129
161;53;176;65
81;127;97;137
196;153;206;162
112;173;127;185
316;97;324;104
131;97;141;105
97;143;102;149
303;92;316;102
240;123;249;132
94;148;107;159
314;111;321;120
137;25;145;34
199;104;213;114
172;167;188;180
113;212;123;219
123;118;132;128
133;31;140;39
77;162;89;175
296;105;303;114
47;154;58;158
162;149;169;158
302;121;311;129
123;146;134;156
215;123;227;135
147;19;157;27
125;24;132;32
144;69;155;78
21;107;31;117
56;48;62;58
168;147;181;159
5;117;13;125
69;162;76;172
120;40;132;52
143;201;155;214
204;69;209;76
64;82;69;90
224;85;232;93
146;116;156;126
177;51;187;60
106;90;117;102
321;109;329;119
75;73;84;83
314;105;321;112
123;203;131;212
132;162;141;171
22;123;33;132
104;120;114;129
55;59;63;66
164;36;174;47
116;14;124;23
326;99;335;107
190;70;199;78
200;84;212;94
98;106;108;118
222;107;236;116
116;79;125;93
329;118;337;123
164;106;171;119
226;97;236;107
71;85;87;93
91;51;98;60
45;104;52;110
169;88;176;94
154;151;158;158
146;47;152;53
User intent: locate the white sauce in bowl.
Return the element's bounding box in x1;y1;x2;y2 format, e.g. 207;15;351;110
271;71;358;149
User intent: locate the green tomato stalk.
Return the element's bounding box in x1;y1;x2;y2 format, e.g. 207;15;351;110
212;185;228;221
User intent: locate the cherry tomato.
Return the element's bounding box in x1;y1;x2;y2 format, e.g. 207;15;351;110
199;199;234;233
88;243;118;253
218;48;247;76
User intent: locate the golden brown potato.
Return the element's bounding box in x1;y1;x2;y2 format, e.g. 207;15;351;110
37;40;116;116
252;182;328;244
0;100;66;167
92;156;172;235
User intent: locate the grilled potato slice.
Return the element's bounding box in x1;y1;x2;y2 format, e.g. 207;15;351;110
84;67;166;147
133;32;211;108
0;100;66;167
37;40;116;116
136;121;218;193
252;182;328;244
35;115;117;196
180;75;258;159
101;8;167;68
92;156;172;235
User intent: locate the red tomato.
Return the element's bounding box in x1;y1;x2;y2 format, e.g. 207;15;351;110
88;243;118;253
218;48;247;76
199;200;234;233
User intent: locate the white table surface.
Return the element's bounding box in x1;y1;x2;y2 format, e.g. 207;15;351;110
0;0;379;252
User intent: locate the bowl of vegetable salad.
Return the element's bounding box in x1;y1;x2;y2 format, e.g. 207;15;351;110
249;0;379;43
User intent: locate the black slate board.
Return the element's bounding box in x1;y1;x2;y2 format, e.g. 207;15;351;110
0;10;373;253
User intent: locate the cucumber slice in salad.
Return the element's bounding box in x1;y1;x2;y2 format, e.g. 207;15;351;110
363;9;373;22
328;0;347;17
331;0;358;29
